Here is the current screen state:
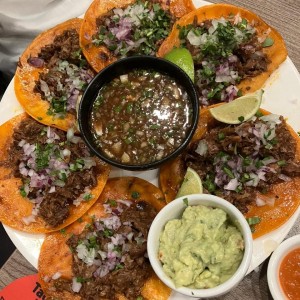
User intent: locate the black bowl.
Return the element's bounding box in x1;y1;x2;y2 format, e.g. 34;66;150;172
78;55;199;171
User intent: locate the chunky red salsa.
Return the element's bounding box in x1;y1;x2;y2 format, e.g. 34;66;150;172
90;69;192;165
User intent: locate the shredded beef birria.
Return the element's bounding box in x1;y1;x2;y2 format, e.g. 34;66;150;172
54;200;156;300
29;29;95;117
178;16;270;105
8;118;98;227
184;114;300;213
93;0;175;58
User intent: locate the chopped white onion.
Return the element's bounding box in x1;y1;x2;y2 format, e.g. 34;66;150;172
63;149;71;157
278;174;292;182
72;277;82;293
22;215;36;225
187;30;202;46
116;199;132;207
195;140;208;156
224;178;239;191
120;74;128;83
255;197;266;207
18;139;26;147
49;186;56;193
52;272;62;280
259;114;281;125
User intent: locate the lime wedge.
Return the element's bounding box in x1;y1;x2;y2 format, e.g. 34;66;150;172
176;167;203;198
209;89;264;124
164;47;194;82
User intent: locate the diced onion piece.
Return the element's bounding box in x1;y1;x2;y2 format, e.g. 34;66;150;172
259;114;281;125
49;186;56;193
67;128;74;141
52;272;62;280
66;127;82;143
266;195;276;206
22;215;36;225
121;152;130;163
195;140;208;156
186;30;203;46
72;277;82;293
116;199;132;207
120;74;128;83
278;174;292;182
18;139;26;147
63;149;71;157
255;197;266;207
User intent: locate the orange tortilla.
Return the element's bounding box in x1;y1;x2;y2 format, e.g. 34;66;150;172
38;177;170;300
159;108;300;239
0;113;111;233
80;0;195;72
158;3;288;94
14;18;82;132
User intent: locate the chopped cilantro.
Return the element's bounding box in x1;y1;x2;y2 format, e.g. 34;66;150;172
88;235;97;248
103;228;113;237
114;263;124;271
85;223;92;230
149;124;160;130
262;37;274;48
223;166;235;179
83;193;93;201
126;103;134;113
238;116;245;122
131;191;140;199
277;160;286;167
59;229;67;236
35;143;53;170
203;174;216;193
58;172;67;182
125;136;134;144
48;95;67;116
255;110;264;117
113;245;122;253
93;1;172;57
19;186;27;197
107;199;117;207
114;105;122;113
246;216;261;226
76;277;88;283
218;132;225;140
183;198;189;206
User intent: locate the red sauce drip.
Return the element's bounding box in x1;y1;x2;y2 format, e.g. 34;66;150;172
279;248;300;300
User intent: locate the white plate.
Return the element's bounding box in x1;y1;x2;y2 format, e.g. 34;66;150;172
1;1;300;299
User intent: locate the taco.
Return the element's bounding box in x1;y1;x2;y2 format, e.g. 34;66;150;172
0;113;111;233
158;4;288;106
38;177;170;300
15;18;95;131
159;108;300;239
80;0;195;72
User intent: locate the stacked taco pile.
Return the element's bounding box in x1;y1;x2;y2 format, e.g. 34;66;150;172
1;0;299;299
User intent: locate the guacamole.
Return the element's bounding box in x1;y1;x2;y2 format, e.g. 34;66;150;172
158;205;244;288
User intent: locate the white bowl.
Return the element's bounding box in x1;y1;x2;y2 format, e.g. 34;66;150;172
147;194;253;298
267;234;300;300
